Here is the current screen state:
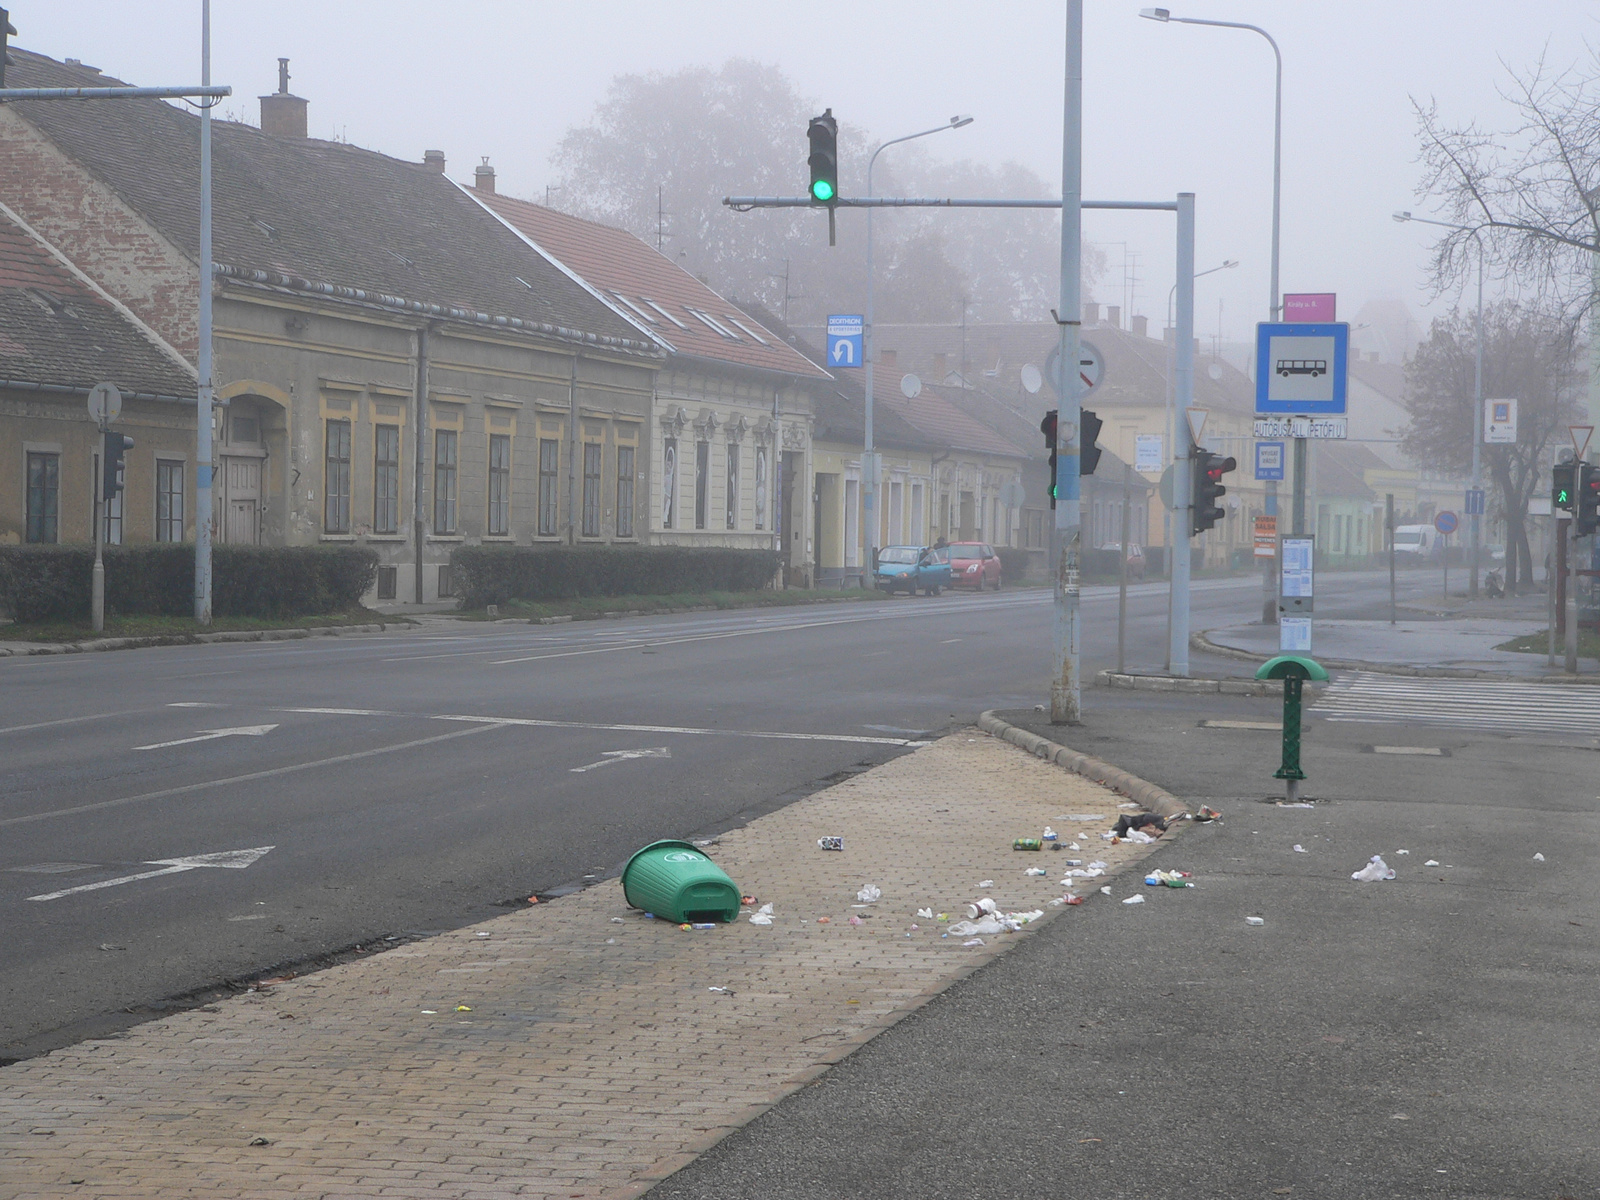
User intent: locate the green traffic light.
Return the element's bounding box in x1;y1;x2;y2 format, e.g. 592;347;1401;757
811;179;835;202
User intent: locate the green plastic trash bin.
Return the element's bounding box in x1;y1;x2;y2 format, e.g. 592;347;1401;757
621;840;742;924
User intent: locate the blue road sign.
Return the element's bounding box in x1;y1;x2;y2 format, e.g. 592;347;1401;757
1255;322;1349;415
1255;440;1286;481
1434;510;1459;536
1465;487;1485;516
826;314;864;369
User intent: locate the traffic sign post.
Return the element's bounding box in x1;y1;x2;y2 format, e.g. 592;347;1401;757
1435;511;1458;600
86;382;123;634
1256;321;1349;542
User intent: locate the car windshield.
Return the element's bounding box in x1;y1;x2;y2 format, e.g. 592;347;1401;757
879;547;919;565
1393;532;1423;545
946;544;984;560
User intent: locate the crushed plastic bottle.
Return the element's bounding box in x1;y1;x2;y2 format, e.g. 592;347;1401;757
1122;895;1145;905
1025;867;1047;876
1351;855;1396;882
1042;827;1058;841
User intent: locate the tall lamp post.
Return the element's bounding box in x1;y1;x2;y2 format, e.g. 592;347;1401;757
863;114;973;567
1394;210;1486;597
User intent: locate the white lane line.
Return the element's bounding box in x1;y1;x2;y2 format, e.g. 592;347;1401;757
0;725;502;829
134;724;278;751
430;712;928;747
0;710;138;736
1372;746;1445;755
274;707;397;717
570;747;671;773
491;612;907;665
1199;719;1282;730
168;701;229;707
940;638;963;644
28;846;275;902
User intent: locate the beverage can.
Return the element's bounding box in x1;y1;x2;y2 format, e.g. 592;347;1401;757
1013;838;1043;851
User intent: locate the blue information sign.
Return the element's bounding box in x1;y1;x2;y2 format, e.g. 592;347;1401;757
1254;322;1349;415
826;314;864;368
1255;440;1286;481
1465;487;1485;516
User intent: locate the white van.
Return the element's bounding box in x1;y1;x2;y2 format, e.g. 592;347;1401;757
1391;524;1437;561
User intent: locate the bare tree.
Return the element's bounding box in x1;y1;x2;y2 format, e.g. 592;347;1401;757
1414;50;1600;315
1402;302;1581;590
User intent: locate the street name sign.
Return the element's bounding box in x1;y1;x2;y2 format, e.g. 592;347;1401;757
1255;322;1350;415
1253;416;1347;440
1255;440;1286;481
826;315;863;368
1282;293;1336;322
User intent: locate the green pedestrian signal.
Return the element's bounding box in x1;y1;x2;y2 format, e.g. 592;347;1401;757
1553;461;1576;512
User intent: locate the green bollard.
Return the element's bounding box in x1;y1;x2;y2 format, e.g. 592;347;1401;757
1253;655;1329;802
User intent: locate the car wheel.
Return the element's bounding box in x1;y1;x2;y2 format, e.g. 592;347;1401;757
993;575;1002;591
932;584;942;596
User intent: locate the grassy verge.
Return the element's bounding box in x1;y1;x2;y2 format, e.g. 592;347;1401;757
0;607;401;644
1496;628;1600;659
459;587;885;622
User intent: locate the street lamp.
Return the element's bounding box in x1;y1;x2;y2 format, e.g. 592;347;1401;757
863;114;973;569
1394;210;1487;596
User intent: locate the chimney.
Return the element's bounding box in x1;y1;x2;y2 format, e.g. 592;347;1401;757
933;352;948;379
880;349;897;369
423;149;446;173
1083;301;1100;325
1106;305;1122;330
258;57;308;139
474;157;496;193
1131;314;1148;339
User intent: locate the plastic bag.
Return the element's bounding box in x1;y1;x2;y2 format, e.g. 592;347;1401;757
1351;855;1395;882
856;884;882;903
749;903;774;926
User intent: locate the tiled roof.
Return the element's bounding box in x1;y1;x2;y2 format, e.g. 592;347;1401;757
0;211;195;397
5;50;655;357
471;190;830;381
879;383;1030;459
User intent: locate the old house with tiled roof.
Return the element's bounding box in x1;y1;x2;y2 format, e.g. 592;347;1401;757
0;50;662;603
0;207;196;546
465;184;833;583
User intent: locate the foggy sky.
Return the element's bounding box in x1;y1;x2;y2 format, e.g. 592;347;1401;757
16;1;1600;349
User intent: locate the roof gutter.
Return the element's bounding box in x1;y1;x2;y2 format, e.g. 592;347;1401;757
669;350;834;389
0;377;197;404
211;263;663;359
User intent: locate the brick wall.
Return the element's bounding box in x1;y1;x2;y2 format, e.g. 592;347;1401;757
0;107;199;362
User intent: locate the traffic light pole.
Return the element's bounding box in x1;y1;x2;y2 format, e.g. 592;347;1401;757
1169;194;1196;677
92;418;104;634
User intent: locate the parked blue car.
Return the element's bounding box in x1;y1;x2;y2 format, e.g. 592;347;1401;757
874;545;953;596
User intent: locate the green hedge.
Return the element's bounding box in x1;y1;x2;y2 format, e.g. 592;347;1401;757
452;545;782;608
0;545;378;623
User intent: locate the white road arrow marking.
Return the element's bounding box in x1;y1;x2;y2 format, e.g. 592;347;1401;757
134;724;278;751
569;747;672;773
27;846;275;902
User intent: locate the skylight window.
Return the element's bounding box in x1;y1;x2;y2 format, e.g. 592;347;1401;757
686;308;740;339
383;248;415;267
724;316;769;345
610;292;658;324
641;298;688;329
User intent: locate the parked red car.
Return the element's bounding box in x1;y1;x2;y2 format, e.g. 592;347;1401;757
944;542;1003;590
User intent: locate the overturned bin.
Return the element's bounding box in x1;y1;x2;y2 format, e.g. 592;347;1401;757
622;840;743;924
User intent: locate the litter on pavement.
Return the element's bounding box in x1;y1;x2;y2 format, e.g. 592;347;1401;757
749;904;774;926
1246;916;1265;926
1194;805;1223;822
947;907;1045;936
1100;886;1112;896
1013;837;1044;851
1122;895;1145;905
856;884;882;903
1424;859;1440;867
1144;870;1194;888
976;880;995;888
1534;853;1546;862
1025;867;1047;876
1396;849;1410;855
916;908;934;919
1352;855;1396;882
1293;844;1307;853
817;836;844;851
1112;812;1166;838
1042;827;1058;841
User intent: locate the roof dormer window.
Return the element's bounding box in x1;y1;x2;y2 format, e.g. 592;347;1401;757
641;298;688;329
686;307;740;340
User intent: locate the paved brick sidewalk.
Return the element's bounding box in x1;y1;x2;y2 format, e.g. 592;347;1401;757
0;731;1162;1200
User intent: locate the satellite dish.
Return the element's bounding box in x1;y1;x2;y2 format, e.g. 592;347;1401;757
900;373;923;398
1207;361;1224;381
1020;363;1043;395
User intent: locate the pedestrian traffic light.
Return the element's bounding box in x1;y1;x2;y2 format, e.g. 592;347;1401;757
1553;460;1577;513
807;109;839;204
1040;409;1058;509
102;430;133;502
1576;462;1600;537
1191;447;1236;535
1079;408;1103;476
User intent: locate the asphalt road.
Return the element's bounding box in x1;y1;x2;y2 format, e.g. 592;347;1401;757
651;683;1600;1200
0;568;1497;1061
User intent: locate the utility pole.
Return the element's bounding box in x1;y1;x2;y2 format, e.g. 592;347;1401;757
1169;193;1196;676
1052;0;1085;723
195;0;214;623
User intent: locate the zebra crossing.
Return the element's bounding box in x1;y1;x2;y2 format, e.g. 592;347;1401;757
1313;672;1600;738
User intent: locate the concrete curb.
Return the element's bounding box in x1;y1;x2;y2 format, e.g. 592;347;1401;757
1192;628;1600;683
0;621;396;658
1096;669;1287;697
978;709;1188;821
